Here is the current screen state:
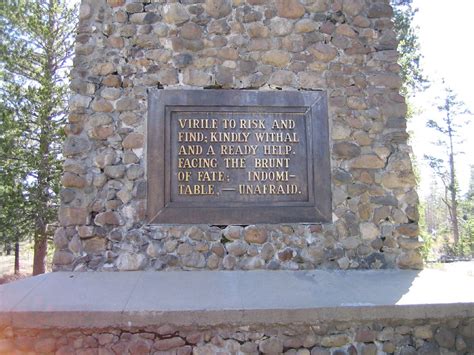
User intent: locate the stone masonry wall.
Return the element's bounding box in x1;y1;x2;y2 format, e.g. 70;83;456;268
54;0;421;271
1;318;473;354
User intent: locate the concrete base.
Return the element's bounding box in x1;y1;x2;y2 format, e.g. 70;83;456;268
1;268;473;329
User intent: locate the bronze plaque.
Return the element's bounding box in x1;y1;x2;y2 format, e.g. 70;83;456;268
147;90;331;224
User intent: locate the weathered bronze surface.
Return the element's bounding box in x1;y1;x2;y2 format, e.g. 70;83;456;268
147;90;331;224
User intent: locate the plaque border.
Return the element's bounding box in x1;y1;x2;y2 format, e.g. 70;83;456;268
147;89;331;224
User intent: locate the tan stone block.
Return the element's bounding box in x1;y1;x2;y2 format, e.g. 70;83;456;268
108;36;124;48
82;237;106;254
244;226;268;244
333;142;361;159
397;250;423;269
343;0;364;16
396;223;419;237
91;99;113;113
247;22;269;38
91;125;115;140
53;251;75;266
295;19;317;33
62;172;87;188
205;0;232;19
275;0;305;19
180;22;203;40
102;75;122;88
311;43;338;63
262;50;291;67
183;68;213;86
59;207;88;226
122;132;144;149
336;23;357;37
95;211;121;226
163;3;189;24
351;154;385;169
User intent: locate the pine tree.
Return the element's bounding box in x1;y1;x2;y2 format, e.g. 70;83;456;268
391;0;427;96
0;0;77;275
425;85;471;249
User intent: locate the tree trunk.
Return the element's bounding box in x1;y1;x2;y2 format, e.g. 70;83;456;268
447;113;460;246
33;233;47;275
14;237;20;275
32;0;54;276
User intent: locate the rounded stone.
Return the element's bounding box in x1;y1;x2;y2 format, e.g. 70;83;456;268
83;237;107;253
262;50;291;67
259;337;283;354
116;97;139;112
182;252;206;268
205;0;232;19
181;22;203;40
270;17;294;36
351;155;385;169
269;70;297;87
320;334;350;348
226;240;248;256
295;19;317;33
62;172;87;188
53;251;75;265
91;99;113;113
333;142;361;159
63;137;90;156
277;247;294;261
343;0;364;16
360;222;379;241
95;211;121;226
116;252;146;271
122;132;144;149
163;3;190;24
260;242;275;261
101;88;122;100
368;3;393;18
104;165;126;179
247;23;269;38
185;226;205;241
275;0;305;19
223;255;236;269
244;226;268;244
397;250;423;269
79;4;92;20
309;43;338;62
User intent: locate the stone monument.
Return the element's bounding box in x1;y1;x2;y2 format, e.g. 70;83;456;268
2;1;471;354
56;0;422;273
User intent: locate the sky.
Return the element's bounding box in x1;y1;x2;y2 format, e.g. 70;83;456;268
409;0;474;197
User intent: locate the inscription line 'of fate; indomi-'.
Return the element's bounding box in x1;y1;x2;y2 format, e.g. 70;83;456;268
147;90;331;224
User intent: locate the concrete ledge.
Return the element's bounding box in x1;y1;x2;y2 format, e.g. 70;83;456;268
1;268;473;329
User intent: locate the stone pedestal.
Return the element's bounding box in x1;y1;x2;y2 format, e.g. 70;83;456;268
0;268;473;353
